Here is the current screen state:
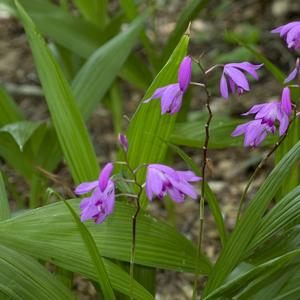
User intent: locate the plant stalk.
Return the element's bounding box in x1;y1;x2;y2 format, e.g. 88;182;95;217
193;60;213;299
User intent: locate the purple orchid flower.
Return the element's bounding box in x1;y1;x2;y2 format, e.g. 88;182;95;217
145;164;201;202
220;62;263;99
281;87;292;115
284;58;300;84
144;56;192;114
242;99;291;136
232;119;275;147
75;163;115;224
272;22;300;50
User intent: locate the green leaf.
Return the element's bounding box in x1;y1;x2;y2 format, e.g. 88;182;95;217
73;0;108;28
0;121;45;151
16;1;99;183
247;185;300;253
126;32;190;206
62;199;115;299
0;172;10;221
0;245;75;299
0;199;212;275
203;250;300;300
72;14;146;120
0;87;24;127
161;0;209;63
203;139;300;295
171;116;244;149
166;142;227;247
2;0;104;58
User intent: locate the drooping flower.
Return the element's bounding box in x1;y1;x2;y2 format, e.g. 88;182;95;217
144;56;192;114
232;119;275;147
118;133;128;152
272;22;300;50
220;62;263;99
242;99;291;136
284;58;300;84
75;163;115;224
145;164;201;202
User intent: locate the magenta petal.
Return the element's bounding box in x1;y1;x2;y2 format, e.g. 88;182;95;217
170;92;183;114
178;56;192;92
281;87;292;115
284;67;298;84
231;123;249;137
279;114;289;136
98;163;114;192
167;187;184;203
241;103;267;116
75;180;98;195
224;67;250;91
143;86;167;103
161;84;180;114
228;62;263;80
220;73;229;99
177;171;201;182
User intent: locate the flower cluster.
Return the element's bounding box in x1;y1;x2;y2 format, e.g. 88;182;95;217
75;137;201;224
232;87;292;147
75;163;115;224
75;20;300;224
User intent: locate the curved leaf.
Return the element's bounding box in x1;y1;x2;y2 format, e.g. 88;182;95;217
0;245;75;299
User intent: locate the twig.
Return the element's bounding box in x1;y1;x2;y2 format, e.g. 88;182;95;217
235;115;296;224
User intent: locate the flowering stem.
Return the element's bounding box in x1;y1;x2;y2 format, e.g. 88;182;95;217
123;153;143;300
235;116;296;224
193;61;213;299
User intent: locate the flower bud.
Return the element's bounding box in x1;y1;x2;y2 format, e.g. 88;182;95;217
118;133;128;152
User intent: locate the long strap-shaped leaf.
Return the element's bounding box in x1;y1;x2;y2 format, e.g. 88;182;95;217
0;200;212;275
63;200;115;299
203;139;300;296
16;1;99;183
0;245;75;299
125;31;189;207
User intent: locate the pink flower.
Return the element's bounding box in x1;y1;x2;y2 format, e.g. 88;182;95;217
284;58;300;84
144;56;192;114
232;119;275;147
145;164;201;202
272;22;300;50
75;163;115;224
220;62;263;99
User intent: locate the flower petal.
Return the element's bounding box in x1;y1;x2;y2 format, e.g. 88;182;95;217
220;73;229;99
281;87;292;115
161;84;181;114
224;66;250;91
75;180;98;195
143;86;167;103
178;56;192;92
98;162;114;192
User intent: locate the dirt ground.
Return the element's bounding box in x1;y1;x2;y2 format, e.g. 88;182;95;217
0;0;298;299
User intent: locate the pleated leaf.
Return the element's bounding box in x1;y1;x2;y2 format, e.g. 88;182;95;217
0;172;10;221
0;199;212;275
203;139;300;295
0;245;75;299
16;1;99;183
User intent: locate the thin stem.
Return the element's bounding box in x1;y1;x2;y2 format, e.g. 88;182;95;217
235;116;296;224
193;61;213;299
205;64;224;75
123;152;143;300
115;193;138;199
